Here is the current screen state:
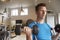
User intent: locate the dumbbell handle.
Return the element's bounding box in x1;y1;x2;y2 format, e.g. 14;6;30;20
20;26;38;35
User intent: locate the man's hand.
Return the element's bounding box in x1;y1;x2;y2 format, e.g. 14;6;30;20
24;27;32;40
52;33;60;40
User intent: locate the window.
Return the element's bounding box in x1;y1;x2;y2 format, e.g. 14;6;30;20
47;14;55;28
11;9;18;16
20;8;28;15
58;13;60;24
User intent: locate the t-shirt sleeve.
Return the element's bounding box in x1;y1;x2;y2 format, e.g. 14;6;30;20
47;24;57;36
28;23;32;28
28;22;35;28
47;24;56;36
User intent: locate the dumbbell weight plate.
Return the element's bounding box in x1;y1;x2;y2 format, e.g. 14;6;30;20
54;24;60;33
32;25;39;35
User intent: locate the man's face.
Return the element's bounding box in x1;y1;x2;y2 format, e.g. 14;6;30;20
36;6;47;19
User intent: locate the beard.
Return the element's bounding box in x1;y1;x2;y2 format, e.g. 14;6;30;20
39;15;45;20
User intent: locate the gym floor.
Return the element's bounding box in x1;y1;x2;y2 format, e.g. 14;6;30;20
11;32;26;40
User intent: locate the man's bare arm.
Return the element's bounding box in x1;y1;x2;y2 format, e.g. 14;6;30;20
24;27;32;40
26;34;32;40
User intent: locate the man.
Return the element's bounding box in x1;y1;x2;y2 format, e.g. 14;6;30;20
24;3;60;40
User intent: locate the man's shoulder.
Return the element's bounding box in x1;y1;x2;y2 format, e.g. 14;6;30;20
28;22;36;28
45;23;53;29
45;23;50;26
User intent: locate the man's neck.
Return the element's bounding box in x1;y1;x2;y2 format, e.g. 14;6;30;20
36;18;45;24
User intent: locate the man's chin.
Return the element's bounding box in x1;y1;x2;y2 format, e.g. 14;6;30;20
40;18;44;19
40;17;45;19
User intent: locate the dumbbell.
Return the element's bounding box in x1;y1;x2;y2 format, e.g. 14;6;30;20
32;25;39;35
54;24;60;33
24;25;39;35
15;25;39;35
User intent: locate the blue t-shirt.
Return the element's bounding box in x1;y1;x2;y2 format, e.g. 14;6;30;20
28;22;52;40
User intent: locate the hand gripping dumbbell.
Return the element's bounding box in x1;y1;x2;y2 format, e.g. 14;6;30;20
15;25;39;35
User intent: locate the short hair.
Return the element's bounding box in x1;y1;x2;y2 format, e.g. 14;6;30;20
35;3;46;11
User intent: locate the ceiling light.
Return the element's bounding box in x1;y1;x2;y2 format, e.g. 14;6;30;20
3;8;7;13
0;0;10;2
21;6;24;12
0;0;5;2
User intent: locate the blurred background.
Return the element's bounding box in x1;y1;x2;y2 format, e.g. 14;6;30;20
0;0;60;40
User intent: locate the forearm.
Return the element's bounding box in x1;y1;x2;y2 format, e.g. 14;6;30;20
52;33;60;40
24;27;32;40
26;35;32;40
